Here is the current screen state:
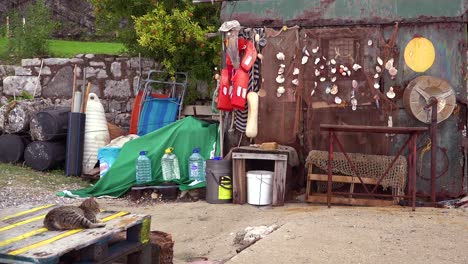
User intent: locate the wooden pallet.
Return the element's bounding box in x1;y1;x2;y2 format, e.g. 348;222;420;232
306;173;395;207
0;204;152;263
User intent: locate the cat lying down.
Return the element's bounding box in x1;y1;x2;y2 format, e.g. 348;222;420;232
44;197;106;230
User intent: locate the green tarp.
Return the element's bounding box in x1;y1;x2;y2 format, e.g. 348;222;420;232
58;117;219;198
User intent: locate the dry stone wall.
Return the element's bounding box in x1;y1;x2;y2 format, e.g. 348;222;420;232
0;55;158;130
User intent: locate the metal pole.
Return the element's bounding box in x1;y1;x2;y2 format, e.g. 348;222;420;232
327;130;333;208
430;98;438;205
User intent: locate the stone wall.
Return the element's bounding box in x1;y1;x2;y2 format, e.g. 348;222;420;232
0;55;158;129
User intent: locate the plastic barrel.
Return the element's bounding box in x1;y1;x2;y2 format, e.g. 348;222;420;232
205;159;232;204
65;112;86;176
24;141;66;171
0;134;30;163
30;107;70;141
247;170;273;205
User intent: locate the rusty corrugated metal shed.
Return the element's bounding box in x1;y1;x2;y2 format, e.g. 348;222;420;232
221;0;468;26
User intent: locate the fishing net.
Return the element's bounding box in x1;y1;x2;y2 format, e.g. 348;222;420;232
306;150;407;196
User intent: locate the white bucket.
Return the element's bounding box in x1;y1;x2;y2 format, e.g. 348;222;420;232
247;170;273;205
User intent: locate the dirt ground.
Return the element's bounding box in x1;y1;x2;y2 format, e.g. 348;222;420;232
98;199;468;264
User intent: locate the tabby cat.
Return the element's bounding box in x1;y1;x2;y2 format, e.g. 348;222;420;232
43;197;106;230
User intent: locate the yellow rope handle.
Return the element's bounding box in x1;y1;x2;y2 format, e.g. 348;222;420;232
418;139;432;176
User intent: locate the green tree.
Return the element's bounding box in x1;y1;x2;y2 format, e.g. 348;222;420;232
7;0;57;58
90;0;221;82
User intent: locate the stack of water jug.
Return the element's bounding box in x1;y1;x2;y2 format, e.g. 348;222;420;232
135;147;206;185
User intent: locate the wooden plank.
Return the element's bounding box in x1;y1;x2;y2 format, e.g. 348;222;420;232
272;160;287;206
308;173;379;185
320;124;428;134
232;153;288;161
181;105;215;116
1;204;55;222
232;159;247;204
306;195;395;207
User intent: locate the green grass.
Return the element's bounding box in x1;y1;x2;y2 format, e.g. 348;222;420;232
0;163;91;191
0;37;125;60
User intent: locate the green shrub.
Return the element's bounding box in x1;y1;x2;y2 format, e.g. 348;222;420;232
7;0;57;58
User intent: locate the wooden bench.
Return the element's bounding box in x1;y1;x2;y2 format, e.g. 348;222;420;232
0;204;152;263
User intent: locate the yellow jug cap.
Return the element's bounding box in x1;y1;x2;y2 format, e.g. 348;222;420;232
165;147;173;154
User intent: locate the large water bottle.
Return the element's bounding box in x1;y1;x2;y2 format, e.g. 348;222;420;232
188;148;206;182
136;151;152;184
161;147;180;181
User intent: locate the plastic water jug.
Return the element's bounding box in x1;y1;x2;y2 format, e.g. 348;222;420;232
161;147;180;181
189;148;206;182
136;151;152;184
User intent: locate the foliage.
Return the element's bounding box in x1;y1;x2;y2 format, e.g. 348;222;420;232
7;0;57;59
89;0;221;83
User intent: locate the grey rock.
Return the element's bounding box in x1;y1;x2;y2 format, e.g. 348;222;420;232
43;58;70;66
75;54;84;58
42;77;51;86
54;98;72;108
76;80;101;97
70;58;84;64
85;54;95;59
104;57;116;62
111;62;122;78
85;67;99;78
3;76;42;97
100;99;109;112
97;69;108;79
90;61;105;67
42;66;74;98
115;113;131;127
132;76;141;96
34;66;52;75
14;67;32;76
109;100;123;112
105;112;117;123
21;58;42;67
104;79;131;98
128;57;155;69
0;65;15;77
126;98;135;112
1;96;8;105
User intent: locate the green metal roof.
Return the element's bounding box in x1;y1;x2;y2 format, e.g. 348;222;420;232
221;0;468;26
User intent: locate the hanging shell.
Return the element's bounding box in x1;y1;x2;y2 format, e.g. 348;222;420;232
315;69;320;76
255;34;260;42
377;57;384;66
331;67;337;74
312;46;319;53
278;65;285;75
277;86;285;94
257;53;264;60
334;96;342;104
276;75;285;84
351;97;358;111
374;83;380;89
330;84;338;95
314;81;318;89
293;68;300;75
325;86;331;94
320;77;326;82
352;80;358;89
311;89;316;96
320;65;325;70
368;40;373;46
302;56;309;65
347;70;351;76
385;58;394;70
341;72;347;76
352;64;362;71
331;76;337;82
389;67;398;78
386;86;396;99
304;49;310;57
374;73;379;79
330;59;336;65
344;66;349;72
292;79;299;86
376;66;382;73
276;52;285;60
314;57;321;65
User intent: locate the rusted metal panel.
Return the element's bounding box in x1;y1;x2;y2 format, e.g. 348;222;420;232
221;0;467;27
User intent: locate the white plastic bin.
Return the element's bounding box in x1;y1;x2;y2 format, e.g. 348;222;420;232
247;170;273;205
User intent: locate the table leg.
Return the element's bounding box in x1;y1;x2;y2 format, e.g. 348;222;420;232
327;130;334;208
412;133;418;211
233;159;247;204
272;159;287;206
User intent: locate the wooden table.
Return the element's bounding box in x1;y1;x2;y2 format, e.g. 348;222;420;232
232;147;288;206
320;124;428;211
0;204;152;263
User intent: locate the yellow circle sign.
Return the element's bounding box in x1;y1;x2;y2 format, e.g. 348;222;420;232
404;37;435;72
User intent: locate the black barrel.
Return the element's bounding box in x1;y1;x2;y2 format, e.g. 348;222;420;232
24;141;66;171
30;107;70;141
0;134;31;163
65;112;86;176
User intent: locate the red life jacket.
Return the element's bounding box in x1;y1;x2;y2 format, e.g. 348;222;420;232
216;68;233;111
230;69;249;110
